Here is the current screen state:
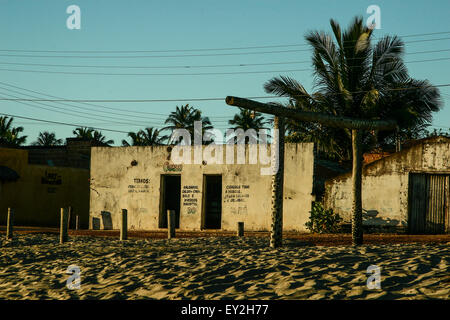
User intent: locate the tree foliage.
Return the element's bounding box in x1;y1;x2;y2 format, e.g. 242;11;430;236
264;17;442;161
72;127;114;146
33;131;63;146
122;127;168;146
0;116;27;146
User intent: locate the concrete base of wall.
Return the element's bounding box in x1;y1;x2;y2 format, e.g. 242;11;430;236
339;223;407;234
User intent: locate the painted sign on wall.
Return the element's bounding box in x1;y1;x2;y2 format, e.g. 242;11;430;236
41;171;62;185
163;162;183;172
182;185;200;214
224;184;250;203
128;178;151;193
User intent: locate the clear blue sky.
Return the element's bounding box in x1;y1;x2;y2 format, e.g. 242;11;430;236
0;0;449;145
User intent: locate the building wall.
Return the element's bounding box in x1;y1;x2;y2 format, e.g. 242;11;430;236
0;148;90;227
24;138;95;169
89;143;315;231
324;137;450;229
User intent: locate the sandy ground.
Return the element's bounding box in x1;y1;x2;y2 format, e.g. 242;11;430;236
0;234;448;300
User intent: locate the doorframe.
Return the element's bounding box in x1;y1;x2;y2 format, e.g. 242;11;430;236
201;174;223;230
159;174;181;229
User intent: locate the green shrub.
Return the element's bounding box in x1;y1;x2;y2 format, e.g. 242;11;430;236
305;202;342;234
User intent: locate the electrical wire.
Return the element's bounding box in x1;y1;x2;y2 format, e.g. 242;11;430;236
0;31;448;54
0;38;448;59
1;84;449;103
0;57;447;76
0;49;448;70
0;81;235;119
0;111;130;134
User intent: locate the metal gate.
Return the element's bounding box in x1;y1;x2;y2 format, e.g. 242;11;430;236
408;173;450;234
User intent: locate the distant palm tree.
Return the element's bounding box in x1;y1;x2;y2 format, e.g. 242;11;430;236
0;116;27;146
72;127;94;140
72;127;114;146
92;130;114;146
122;131;142;146
122;127;168;146
33;131;63;146
228;108;269;143
164;104;213;144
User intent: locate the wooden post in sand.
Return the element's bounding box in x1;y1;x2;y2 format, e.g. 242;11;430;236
237;222;244;237
75;215;79;230
270;117;285;248
68;206;72;230
167;210;176;239
6;208;13;239
120;209;128;241
60;207;68;244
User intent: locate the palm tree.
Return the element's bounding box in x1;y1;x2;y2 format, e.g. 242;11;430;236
33;131;63;146
0;116;13;137
122;127;168;146
228;108;269;143
264;17;442;161
263;17;442;245
92;130;114;146
164;104;213;144
0;116;27;146
72;127;114;146
122;131;142;146
72;127;94;140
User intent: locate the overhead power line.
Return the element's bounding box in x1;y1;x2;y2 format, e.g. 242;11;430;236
0;81;235;119
0;48;448;70
0;112;130;134
1;84;449;103
0;38;449;59
0;56;449;76
0;67;313;76
0;86;168;124
0;31;449;53
0;90;158;127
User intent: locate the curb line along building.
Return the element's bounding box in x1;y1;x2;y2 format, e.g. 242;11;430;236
89;143;315;232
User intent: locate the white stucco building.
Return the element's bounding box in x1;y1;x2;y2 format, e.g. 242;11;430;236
324;136;450;234
89;143;315;232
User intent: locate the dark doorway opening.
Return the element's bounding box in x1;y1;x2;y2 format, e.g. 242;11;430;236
159;175;181;228
202;175;222;229
409;173;449;234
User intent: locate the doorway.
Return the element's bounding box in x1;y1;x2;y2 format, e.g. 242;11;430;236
202;175;222;229
408;173;449;234
159;175;181;228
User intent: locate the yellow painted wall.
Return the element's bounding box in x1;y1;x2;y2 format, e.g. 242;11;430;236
0;148;90;228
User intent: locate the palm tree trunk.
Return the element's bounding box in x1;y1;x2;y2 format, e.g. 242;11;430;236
270;117;285;248
351;129;363;245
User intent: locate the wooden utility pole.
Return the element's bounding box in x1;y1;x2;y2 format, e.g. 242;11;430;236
270;117;285;248
351;129;363;245
60;208;68;244
225;97;397;131
68;206;72;230
237;222;244;237
6;208;13;239
120;209;128;241
226;96;397;246
167;210;176;239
